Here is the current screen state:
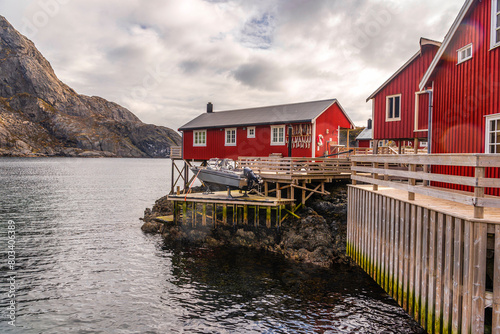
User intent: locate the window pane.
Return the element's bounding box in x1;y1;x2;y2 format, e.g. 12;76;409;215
497;13;500;28
497;144;500;153
492;120;496;131
388;98;394;119
496;132;500;143
497;28;500;43
497;0;500;12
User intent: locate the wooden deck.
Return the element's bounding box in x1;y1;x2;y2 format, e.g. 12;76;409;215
348;154;500;333
168;191;294;206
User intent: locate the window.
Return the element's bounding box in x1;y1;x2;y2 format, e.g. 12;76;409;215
247;127;255;138
457;44;473;64
193;130;206;147
492;0;500;48
486;114;500;153
225;128;236;146
271;125;285;145
386;95;401;121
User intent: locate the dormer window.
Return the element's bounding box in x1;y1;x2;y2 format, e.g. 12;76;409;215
457;44;473;64
492;0;500;48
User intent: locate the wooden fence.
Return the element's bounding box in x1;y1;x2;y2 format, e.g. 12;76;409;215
350;154;500;219
238;157;351;180
347;154;500;333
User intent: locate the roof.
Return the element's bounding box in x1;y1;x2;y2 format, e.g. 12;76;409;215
355;127;373;141
366;38;442;102
419;0;474;90
179;99;355;131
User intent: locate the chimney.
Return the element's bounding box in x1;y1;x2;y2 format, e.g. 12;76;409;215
207;102;213;113
367;118;372;129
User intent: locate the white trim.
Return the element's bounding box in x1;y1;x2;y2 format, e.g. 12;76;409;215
420;0;475;90
193;130;207;147
225;128;237;146
386;94;402;122
485;113;500;153
414;91;429;133
312;120;316;157
270;125;286;146
247;126;255;138
491;0;500;49
457;43;473;64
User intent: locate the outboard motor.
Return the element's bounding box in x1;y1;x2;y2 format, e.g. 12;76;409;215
243;167;263;190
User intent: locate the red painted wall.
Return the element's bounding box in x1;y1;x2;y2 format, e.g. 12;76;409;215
358;140;371;148
427;0;500;195
372;44;439;140
314;102;353;157
182;102;353;160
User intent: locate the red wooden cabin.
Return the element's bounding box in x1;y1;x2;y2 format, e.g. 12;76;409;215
418;0;500;194
367;38;442;149
179;99;355;160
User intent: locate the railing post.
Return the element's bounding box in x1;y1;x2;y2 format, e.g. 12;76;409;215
474;167;485;219
384;162;389;181
373;162;379;191
352;161;357;185
423;164;429;187
408;164;416;200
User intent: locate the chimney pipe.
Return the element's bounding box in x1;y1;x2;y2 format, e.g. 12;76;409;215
207;102;213;113
367;118;372;129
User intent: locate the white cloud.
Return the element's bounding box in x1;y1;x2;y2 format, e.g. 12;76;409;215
0;0;463;131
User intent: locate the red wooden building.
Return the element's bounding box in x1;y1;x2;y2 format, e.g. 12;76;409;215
418;0;500;194
179;99;355;160
367;38;441;148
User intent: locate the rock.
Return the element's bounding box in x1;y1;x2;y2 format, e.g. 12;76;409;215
141;221;162;234
0;15;181;157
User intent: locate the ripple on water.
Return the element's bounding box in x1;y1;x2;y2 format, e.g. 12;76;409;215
0;158;423;333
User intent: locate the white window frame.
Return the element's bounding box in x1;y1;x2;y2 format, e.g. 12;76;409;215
386;94;402;122
247;126;256;138
457;43;473;64
193;130;207;147
270;125;286;146
491;0;500;49
485;113;500;153
225;128;237;146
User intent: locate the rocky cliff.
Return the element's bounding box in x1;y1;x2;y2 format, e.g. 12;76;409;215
0;16;181;157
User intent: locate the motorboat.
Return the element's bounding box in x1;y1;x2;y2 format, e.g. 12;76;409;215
191;158;263;196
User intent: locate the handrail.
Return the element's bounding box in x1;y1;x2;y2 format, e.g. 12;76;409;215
350;154;500;219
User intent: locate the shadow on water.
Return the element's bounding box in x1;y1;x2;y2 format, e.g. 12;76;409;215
162;242;425;334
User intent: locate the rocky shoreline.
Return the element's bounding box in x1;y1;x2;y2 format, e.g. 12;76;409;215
141;181;353;268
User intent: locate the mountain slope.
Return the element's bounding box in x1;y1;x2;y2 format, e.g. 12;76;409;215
0;15;181;157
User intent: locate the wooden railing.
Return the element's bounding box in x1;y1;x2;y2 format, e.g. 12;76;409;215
350;154;500;219
238;157;352;179
170;146;182;159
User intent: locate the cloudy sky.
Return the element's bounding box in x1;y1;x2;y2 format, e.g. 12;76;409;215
0;0;463;131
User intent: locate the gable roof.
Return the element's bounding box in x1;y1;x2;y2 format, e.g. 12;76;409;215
366;38;442;102
419;0;475;90
355;127;372;141
179;99;355;131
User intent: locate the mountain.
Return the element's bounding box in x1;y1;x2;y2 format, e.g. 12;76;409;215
0;16;181;158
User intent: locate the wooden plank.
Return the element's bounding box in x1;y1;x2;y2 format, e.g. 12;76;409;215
352;166;477;187
403;202;410;311
474;167;485;219
415;206;423;323
368;191;374;278
389;198;395;297
421;209;429;328
442;215;453;334
375;193;381;285
350;153;480;166
409;204;417;317
434;213;445;334
471;223;487;333
461;221;474;334
452;218;464;334
427;211;437;332
381;194;388;291
394;199;400;302
494;225;500;334
398;201;405;307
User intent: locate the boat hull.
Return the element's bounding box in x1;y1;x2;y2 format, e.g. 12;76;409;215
193;168;247;189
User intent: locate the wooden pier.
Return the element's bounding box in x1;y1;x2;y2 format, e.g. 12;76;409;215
168;191;295;228
347;154;500;333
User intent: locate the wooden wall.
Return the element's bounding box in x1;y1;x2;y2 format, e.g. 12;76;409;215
347;185;500;333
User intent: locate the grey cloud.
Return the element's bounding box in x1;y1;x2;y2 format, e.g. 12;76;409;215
232;62;284;90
